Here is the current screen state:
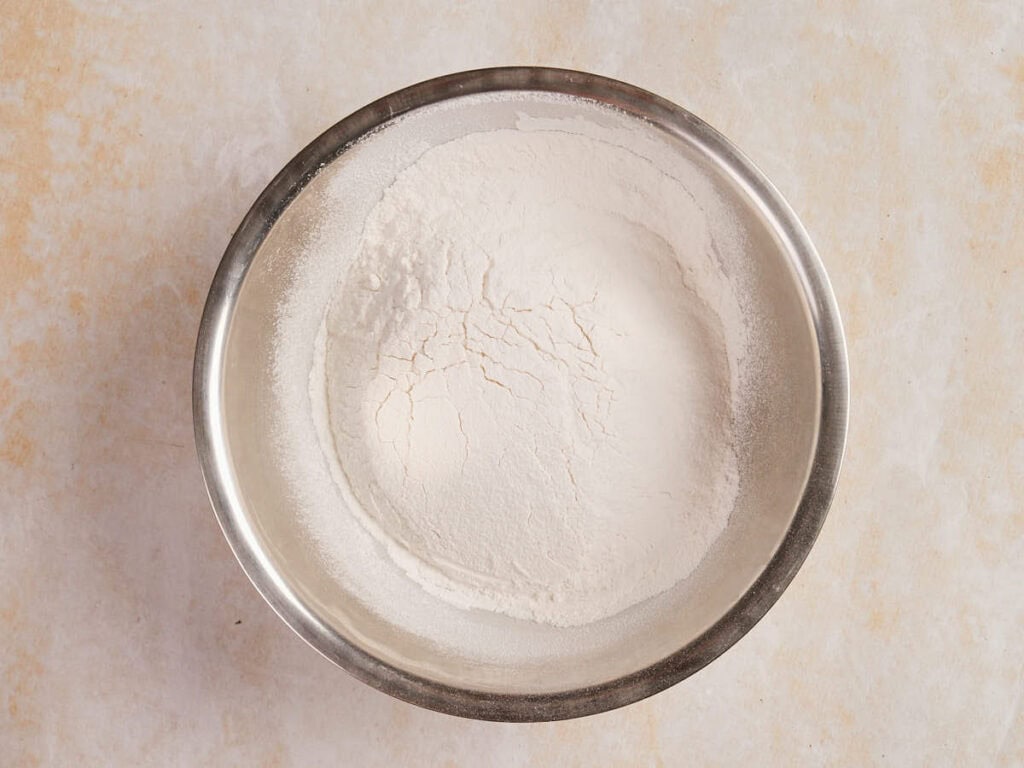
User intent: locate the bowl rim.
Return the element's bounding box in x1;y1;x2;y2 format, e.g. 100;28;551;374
193;66;849;722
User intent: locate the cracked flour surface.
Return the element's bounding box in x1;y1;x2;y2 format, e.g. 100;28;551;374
311;128;741;627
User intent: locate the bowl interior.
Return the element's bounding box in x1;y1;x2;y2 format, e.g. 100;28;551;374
212;90;820;697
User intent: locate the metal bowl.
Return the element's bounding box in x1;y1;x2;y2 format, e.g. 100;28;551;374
193;67;848;721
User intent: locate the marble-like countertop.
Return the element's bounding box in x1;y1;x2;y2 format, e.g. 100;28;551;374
2;2;1021;764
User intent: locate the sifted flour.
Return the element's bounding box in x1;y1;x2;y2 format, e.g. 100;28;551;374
303;124;746;627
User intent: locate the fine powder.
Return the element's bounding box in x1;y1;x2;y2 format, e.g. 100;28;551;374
306;125;745;627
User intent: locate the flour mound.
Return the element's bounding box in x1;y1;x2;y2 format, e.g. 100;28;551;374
311;128;741;627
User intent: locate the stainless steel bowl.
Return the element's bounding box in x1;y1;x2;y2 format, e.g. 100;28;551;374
193;67;848;721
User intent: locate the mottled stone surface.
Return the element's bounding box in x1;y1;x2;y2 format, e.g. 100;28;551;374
1;1;1021;764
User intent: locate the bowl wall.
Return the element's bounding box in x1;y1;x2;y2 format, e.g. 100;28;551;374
194;68;847;721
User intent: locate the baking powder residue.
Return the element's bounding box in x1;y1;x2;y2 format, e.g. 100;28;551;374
302;126;746;627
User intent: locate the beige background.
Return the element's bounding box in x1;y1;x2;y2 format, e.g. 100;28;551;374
2;1;1022;765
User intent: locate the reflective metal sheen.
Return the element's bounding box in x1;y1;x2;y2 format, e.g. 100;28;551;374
193;67;849;721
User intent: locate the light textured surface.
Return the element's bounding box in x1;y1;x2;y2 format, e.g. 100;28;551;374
1;1;1021;764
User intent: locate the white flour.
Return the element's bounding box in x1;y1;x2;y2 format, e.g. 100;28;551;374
302;125;746;627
